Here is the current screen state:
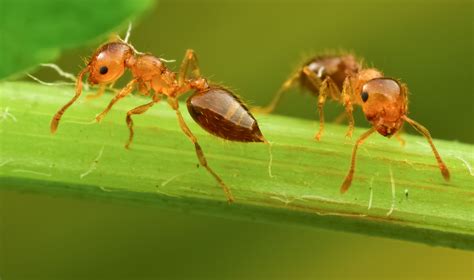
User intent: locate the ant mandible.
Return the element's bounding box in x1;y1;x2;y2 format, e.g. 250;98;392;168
253;54;450;192
50;39;267;203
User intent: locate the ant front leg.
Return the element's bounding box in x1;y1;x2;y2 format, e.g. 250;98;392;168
50;67;89;134
167;97;234;203
95;79;137;123
178;49;202;86
341;77;355;138
395;128;406;147
403;116;450;180
125;95;161;149
340;127;376;193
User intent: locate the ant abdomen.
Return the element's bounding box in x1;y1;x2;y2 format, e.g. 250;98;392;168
187;86;265;143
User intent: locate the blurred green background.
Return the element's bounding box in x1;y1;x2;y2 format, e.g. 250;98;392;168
2;0;473;279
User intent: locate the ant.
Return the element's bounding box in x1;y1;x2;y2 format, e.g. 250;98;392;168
50;39;267;203
253;54;450;192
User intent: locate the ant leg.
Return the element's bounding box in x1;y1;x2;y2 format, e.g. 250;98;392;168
302;68;341;140
167;97;234;203
403;116;450;180
341;77;355;138
178;49;202;86
125;98;160;149
96;79;137;123
252;71;300;114
340;127;376;193
333;112;346;124
86;84;106;100
50;67;89;134
395;128;406;146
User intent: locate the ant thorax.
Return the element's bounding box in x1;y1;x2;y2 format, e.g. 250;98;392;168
128;54;179;96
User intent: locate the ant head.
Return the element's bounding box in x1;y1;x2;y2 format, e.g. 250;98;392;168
87;42;134;85
360;78;407;137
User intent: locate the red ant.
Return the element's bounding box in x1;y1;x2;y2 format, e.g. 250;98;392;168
50;39;267;203
253;54;450;192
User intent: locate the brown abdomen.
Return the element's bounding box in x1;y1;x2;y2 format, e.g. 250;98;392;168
187;86;265;142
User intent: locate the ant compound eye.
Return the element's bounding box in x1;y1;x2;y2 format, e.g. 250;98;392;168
99;66;108;75
361;91;369;102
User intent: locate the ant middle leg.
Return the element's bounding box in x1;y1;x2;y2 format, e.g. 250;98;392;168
95;79;137;123
167;97;234;203
125;97;160;149
341;77;355;138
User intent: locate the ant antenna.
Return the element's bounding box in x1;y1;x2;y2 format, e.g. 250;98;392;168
40;64;76;82
117;22;144;55
27;74;75;86
28;64;89;90
159;58;177;63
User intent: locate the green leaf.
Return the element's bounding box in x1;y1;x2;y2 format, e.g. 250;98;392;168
1;81;473;250
0;0;155;79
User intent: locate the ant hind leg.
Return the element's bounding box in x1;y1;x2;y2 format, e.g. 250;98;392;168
167;97;234;203
251;71;300;114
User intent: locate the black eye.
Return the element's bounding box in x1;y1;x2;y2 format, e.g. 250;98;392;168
361;91;369;102
99;66;108;75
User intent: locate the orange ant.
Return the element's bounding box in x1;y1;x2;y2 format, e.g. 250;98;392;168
50;39;267;203
253;54;450;192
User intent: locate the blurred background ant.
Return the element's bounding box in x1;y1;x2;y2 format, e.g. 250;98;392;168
253;54;450;192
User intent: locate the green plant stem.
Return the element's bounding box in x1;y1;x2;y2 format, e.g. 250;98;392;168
1;82;473;250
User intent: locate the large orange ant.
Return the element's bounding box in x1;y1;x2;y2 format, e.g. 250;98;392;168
50;39;267;203
253;54;450;192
